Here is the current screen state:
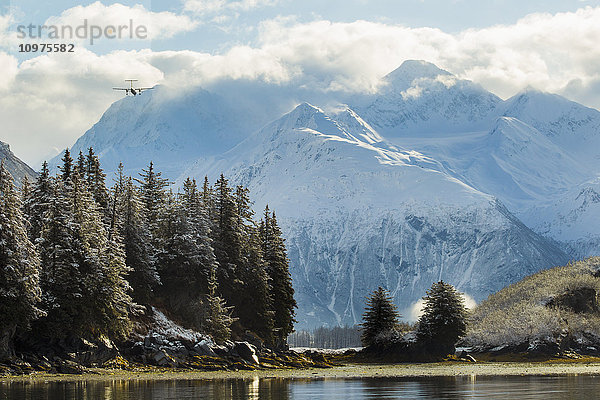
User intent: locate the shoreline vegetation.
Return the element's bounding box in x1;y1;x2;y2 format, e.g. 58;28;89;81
4;360;600;382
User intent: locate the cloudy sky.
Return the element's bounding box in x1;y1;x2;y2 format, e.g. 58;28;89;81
2;0;600;166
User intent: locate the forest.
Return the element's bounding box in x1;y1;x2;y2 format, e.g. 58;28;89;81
0;148;296;361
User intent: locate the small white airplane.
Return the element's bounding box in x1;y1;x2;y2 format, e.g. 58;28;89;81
113;79;154;96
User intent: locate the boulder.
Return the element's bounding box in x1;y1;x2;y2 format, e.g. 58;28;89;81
153;349;178;368
194;340;217;357
58;360;87;375
233;342;259;364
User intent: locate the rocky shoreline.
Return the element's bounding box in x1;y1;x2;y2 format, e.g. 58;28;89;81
4;360;600;382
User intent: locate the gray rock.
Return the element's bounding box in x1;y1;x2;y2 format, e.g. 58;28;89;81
58;360;87;374
153;349;178;367
233;342;259;364
194;340;217;357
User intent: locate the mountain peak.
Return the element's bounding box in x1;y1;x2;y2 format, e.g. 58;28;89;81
384;60;452;89
0;140;37;185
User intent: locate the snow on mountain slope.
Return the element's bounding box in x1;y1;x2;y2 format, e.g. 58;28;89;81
49;86;279;178
356;60;502;136
503;88;600;158
354;63;600;258
0;140;37;185
182;103;569;329
393;117;590;210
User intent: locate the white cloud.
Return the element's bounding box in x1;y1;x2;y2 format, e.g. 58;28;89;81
3;6;600;166
184;0;279;15
408;293;476;322
45;2;197;41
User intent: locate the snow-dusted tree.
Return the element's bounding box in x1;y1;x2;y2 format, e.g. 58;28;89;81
234;188;274;343
72;177;132;338
136;161;169;238
201;268;235;344
85;147;110;221
0;162;42;360
25;161;53;243
211;174;242;305
59;148;74;183
260;207;296;347
417;281;468;356
37;176;83;338
360;287;399;348
181;177;218;295
37;163;132;340
114;174;159;304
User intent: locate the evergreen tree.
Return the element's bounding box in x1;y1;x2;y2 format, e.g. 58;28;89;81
360;287;399;348
155;191;212;328
136;161;169;236
37;173;132;340
202;176;213;212
234;187;274;342
36;178;83;338
260;208;296;347
0;162;42;360
72;177;131;338
114;175;159;304
25;161;53;243
201;268;235;344
181;178;218;296
85;148;110;221
59;148;73;183
416;281;469;356
75;151;86;182
211;174;242;305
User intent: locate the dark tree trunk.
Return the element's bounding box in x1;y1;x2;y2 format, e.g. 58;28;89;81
0;324;16;361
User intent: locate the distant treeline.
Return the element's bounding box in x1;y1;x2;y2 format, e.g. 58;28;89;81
288;325;361;349
0;148;296;360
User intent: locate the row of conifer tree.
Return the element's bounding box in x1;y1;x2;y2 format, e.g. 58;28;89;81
0;148;296;359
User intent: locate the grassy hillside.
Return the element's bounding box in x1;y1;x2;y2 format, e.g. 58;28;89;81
464;257;600;353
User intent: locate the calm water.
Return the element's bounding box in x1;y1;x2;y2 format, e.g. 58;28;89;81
1;375;599;399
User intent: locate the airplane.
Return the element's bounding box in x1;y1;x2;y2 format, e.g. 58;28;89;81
112;79;154;96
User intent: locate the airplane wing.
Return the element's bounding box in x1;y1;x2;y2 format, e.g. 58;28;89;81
112;88;128;90
138;87;154;91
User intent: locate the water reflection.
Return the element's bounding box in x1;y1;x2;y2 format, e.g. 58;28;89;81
1;374;599;399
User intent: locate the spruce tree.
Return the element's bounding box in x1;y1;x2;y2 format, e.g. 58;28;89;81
360;287;399;348
234;187;274;342
181;178;218;296
201;268;235;344
114;175;159;304
260;207;296;347
416;281;468;356
155;191;211;328
0;162;42;360
72;176;131;338
59;148;73;183
37;177;83;338
211;174;242;305
136;161;169;237
85;148;110;221
25;161;53;243
37;157;132;341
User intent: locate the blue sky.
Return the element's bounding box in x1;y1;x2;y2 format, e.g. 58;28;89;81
1;0;600;165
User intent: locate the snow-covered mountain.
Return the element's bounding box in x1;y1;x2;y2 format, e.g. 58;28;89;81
182;103;568;327
0;140;37;185
51;86;286;178
356;60;502;136
53;59;600;328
